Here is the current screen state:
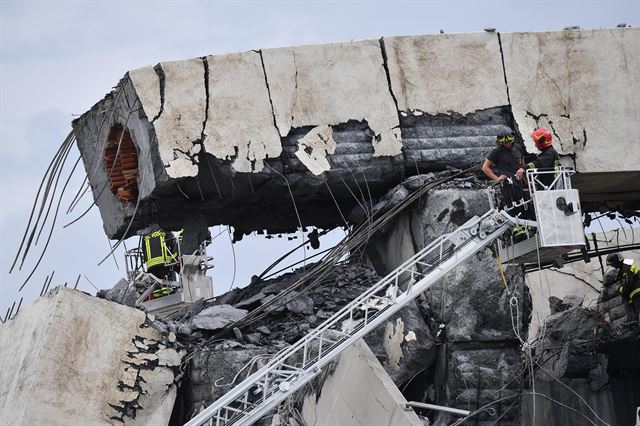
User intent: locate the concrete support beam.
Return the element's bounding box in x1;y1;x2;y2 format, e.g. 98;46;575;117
73;28;639;240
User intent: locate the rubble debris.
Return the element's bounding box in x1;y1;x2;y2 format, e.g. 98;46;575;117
97;278;137;307
189;305;248;332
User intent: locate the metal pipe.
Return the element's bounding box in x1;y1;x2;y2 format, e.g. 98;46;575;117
405;401;471;416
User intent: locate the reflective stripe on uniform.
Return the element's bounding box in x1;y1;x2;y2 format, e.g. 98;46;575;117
153;287;172;297
630;287;640;300
144;230;172;269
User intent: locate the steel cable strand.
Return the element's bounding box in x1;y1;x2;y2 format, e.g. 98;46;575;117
255;229;332;283
96;193;143;266
534;360;610;426
265;162;308;273
450;391;601;426
18;134;77;270
9;132;74;273
215;169;471;334
205;167;477;343
33;134;80;245
18;152;84;291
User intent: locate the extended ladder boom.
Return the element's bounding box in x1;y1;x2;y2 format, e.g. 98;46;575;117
186;208;515;426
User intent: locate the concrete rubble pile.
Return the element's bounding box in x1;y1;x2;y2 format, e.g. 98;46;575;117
118;176;529;426
522;273;640;426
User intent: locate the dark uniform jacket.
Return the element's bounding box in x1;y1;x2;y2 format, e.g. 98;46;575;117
525;146;560;187
487;144;523;178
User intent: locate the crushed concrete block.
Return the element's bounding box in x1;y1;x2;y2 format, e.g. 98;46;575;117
256;326;272;335
234;291;267;308
157;348;183;367
244;333;262;344
286;294;314;315
97;278;137;307
120;367;138;388
190;305;248;331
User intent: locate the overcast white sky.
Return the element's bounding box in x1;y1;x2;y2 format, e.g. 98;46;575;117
1;0;639;318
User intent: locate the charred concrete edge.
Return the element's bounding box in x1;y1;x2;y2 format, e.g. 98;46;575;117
151;64;166;123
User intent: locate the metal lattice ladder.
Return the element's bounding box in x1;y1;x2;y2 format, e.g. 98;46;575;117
185;209;516;426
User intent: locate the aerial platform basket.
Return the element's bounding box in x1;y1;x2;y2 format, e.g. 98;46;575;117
125;241;214;318
492;167;586;265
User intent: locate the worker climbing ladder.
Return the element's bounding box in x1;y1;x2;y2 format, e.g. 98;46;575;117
185;168;585;426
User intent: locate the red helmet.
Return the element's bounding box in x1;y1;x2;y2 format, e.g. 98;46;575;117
531;128;553;149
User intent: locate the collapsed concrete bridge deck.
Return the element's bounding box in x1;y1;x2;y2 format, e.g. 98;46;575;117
73;27;639;240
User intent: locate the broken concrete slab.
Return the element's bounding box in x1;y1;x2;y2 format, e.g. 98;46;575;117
364;301;437;386
285;294;314;315
128;65;162;121
383;32;508;114
0;287;181;426
299;339;423;426
183;346;273;416
527;228;640;338
97;277;137;307
294;124;337;175
190;304;248;331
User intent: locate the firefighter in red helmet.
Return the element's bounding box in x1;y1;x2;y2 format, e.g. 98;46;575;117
516;128;560;187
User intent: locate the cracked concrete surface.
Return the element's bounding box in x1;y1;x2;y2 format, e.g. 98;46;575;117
383;32;508;114
263;40;402;157
204;50;282;173
502;28;640;173
300;339;422;426
151;59;206;177
527;228;640;339
128;65;162;121
0;287;183;426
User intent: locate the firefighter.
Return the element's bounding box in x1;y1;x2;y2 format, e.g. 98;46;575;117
482;132;532;240
606;252;640;318
141;228;178;282
515;128;560;187
482;131;524;183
